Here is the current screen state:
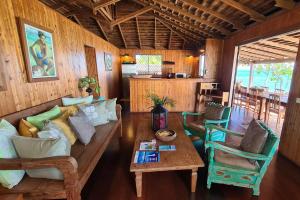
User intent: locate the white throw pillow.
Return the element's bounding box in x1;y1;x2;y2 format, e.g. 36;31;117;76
62;95;93;106
0;119;25;189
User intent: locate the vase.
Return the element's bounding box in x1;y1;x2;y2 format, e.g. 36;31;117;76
151;104;168;131
86;87;93;96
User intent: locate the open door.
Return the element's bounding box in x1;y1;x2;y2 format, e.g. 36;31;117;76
84;45;99;97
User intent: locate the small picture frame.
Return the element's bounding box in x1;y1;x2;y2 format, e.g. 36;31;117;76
104;52;112;71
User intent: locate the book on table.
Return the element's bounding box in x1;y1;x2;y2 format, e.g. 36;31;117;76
139;139;157;151
159;145;176;151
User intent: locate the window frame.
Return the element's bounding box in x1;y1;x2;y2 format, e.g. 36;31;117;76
135;54;162;74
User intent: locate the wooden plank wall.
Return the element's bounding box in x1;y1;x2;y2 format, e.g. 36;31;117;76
119;49;199;77
218;5;300;166
205;39;224;80
0;0;121;117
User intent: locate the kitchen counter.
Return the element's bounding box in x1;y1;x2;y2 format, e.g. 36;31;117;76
129;78;217;112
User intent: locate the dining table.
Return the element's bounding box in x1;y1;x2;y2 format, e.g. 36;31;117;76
247;91;289;121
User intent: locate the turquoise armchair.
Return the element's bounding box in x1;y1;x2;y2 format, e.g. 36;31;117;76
182;106;231;142
205;124;279;196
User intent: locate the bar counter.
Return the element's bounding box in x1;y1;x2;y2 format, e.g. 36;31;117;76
129;78;216;112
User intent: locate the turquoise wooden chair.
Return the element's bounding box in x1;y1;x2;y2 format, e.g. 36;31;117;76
182;105;231;143
204;123;280;196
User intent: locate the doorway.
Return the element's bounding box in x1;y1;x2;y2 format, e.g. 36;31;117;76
230;30;300;135
84;45;99;97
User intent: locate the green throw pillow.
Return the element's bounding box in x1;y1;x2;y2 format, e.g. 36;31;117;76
12;135;71;180
26;106;61;130
62;95;93;106
0;119;25;189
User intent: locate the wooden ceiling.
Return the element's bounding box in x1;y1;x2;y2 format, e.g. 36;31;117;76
239;30;300;64
40;0;299;50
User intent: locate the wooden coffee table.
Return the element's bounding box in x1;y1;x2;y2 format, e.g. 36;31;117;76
130;115;205;197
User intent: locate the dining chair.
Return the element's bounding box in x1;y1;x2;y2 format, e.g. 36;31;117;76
236;86;248;110
274;88;285;95
248;88;264;118
267;93;285;127
233;83;241;108
260;86;269;92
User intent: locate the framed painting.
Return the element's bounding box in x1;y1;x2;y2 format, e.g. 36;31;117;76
18;18;58;82
104;52;112;71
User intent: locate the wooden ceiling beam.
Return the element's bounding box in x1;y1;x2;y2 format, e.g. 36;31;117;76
99;7;113;21
219;0;266;22
240;50;274;60
118;24;127;48
275;0;295;10
93;0;120;14
156;16;200;45
241;46;286;59
154;17;157;49
71;15;83;26
136;17;142;48
111;6;152;27
256;40;298;52
277;35;300;44
152;0;231;35
245;44;297;58
95;18;109;41
168;30;172;49
181;0;245;29
154;9;216;38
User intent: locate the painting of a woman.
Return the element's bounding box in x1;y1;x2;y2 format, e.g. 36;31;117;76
19;18;58;82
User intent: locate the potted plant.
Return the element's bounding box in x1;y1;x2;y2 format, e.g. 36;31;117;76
78;76;100;96
147;93;175;131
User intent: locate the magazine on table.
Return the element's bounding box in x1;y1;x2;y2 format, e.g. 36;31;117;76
159;145;176;151
139;139;157;151
134;151;160;164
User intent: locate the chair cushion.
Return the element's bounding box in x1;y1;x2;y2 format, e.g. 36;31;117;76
62;95;93;106
214;149;258;170
68;110;96;145
187;119;205;133
240;119;268;154
204;103;225;120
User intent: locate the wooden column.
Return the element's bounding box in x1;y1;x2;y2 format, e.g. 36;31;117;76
279;42;300;166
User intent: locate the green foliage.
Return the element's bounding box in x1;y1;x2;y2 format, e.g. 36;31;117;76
147;93;175;108
78;76;100;94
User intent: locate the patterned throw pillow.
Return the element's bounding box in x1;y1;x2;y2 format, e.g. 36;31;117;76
105;98;118;121
78;101;109;126
0;119;25;189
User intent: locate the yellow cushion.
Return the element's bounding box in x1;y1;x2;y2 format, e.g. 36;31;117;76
51;112;77;145
18;119;39;137
59;105;79;117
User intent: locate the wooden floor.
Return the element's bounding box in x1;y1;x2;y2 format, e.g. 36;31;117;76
82;109;300;200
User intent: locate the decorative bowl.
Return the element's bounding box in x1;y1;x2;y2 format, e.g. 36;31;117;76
155;129;177;142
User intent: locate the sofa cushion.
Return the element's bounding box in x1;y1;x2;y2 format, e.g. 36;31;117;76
18;119;39;137
62;96;93;106
39;121;69;144
79;101;109;126
12;136;71;180
68;110;96;145
26;106;62;130
0;119;25;189
204;103;225;120
214;149;258;170
51;111;77;145
240;119;268;154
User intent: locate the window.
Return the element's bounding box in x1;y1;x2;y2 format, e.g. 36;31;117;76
135;55;162;74
199;55;205;77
